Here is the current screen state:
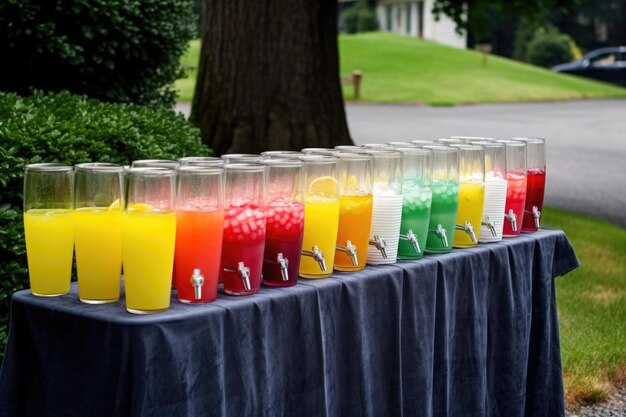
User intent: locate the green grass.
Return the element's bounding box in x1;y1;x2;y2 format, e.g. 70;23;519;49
542;207;626;408
175;39;200;102
338;32;626;104
176;33;626;104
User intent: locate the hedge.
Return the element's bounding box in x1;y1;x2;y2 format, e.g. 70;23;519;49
0;0;196;108
0;91;209;356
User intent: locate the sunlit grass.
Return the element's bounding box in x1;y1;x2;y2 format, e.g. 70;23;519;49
174;39;200;102
175;34;626;104
542;207;626;408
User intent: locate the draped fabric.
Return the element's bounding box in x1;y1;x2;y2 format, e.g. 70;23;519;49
0;229;579;417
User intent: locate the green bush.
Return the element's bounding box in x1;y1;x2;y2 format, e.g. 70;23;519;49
527;29;574;68
513;23;537;62
343;6;360;34
0;0;196;108
356;7;379;33
343;1;378;34
0;91;209;357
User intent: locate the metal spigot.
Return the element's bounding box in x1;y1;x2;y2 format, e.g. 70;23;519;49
301;245;327;272
224;262;251;291
190;268;204;300
336;240;359;266
399;229;421;254
237;262;251;291
481;216;498;237
505;209;517;232
277;253;289;281
532;206;541;228
455;220;477;244
431;224;449;247
369;235;388;259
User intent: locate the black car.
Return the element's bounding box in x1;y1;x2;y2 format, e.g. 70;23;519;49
552;46;626;86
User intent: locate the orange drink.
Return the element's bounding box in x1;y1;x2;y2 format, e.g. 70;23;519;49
335;194;373;271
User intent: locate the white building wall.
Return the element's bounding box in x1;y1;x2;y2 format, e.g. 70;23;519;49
423;0;466;48
377;6;387;31
376;1;466;49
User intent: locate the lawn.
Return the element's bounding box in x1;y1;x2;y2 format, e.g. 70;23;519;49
542;207;626;408
175;39;200;103
338;32;626;104
175;33;626;104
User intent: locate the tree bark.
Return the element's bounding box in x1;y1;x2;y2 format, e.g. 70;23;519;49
190;0;353;155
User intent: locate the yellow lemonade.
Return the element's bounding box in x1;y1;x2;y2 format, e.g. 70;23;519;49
122;208;176;313
74;208;122;303
299;197;340;278
24;209;74;296
453;181;485;248
334;194;373;271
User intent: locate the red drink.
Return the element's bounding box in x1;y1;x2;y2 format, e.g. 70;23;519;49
263;201;304;287
175;208;224;303
221;203;266;295
502;173;527;237
522;169;546;232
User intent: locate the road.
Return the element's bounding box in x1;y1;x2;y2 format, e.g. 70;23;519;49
176;100;626;227
346;100;626;228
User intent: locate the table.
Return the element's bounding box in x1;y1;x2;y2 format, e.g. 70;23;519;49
0;229;579;417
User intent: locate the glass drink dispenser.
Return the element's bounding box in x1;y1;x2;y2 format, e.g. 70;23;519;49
174;166;224;303
514;138;546;232
468;140;507;242
497;140;527;238
396;147;433;260
333;152;374;271
298;155;340;278
123;167;177;313
421;145;460;254
262;159;305;286
178;156;224;167
450;145;485;248
221;163;266;295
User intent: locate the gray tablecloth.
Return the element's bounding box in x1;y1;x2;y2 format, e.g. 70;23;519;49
0;229;579;417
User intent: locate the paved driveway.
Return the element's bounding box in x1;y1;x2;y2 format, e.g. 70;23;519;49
176;100;626;227
346;100;626;228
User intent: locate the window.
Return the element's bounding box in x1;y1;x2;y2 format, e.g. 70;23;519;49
417;1;424;37
591;53;617;66
386;5;393;31
406;3;412;34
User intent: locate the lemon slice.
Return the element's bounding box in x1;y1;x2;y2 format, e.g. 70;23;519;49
308;176;339;196
108;198;121;210
128;203;154;212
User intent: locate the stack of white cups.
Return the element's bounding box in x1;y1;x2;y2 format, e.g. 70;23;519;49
368;187;403;264
467;140;508;243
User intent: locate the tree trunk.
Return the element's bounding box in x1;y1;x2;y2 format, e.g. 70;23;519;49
190;0;353;155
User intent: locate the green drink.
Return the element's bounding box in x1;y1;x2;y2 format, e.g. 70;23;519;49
425;180;459;253
398;183;432;260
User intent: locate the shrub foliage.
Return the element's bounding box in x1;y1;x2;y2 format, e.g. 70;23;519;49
343;1;379;34
0;0;196;108
0;91;209;355
527;29;575;68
